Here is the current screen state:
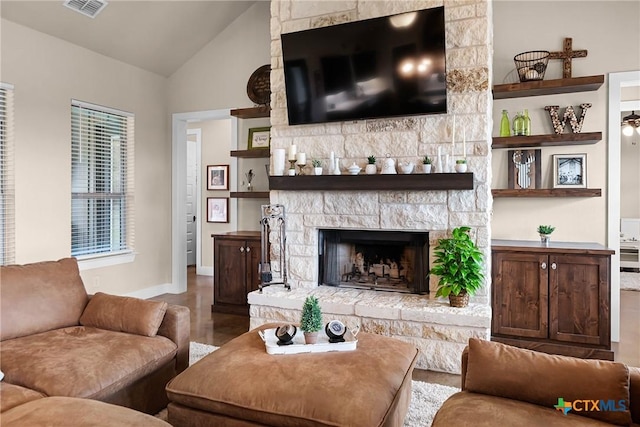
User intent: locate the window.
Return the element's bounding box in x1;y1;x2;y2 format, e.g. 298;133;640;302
0;83;15;265
71;100;134;259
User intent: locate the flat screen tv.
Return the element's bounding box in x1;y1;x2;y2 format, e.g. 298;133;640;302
281;7;447;126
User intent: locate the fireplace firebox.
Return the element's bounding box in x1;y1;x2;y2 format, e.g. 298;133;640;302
318;229;430;293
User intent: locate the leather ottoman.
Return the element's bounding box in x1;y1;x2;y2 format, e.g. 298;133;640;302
166;324;419;427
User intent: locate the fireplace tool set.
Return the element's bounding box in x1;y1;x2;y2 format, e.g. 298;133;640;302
259;204;290;292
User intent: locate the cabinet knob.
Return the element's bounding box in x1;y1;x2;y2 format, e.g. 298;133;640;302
240;247;245;253
246;247;251;252
551;262;557;270
541;262;547;270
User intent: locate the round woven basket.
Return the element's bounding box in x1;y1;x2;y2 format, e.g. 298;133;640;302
449;292;470;308
514;50;549;82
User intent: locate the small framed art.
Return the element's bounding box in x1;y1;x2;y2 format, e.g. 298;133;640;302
248;127;271;150
207;197;229;223
553;154;587;188
207;165;229;191
508;149;541;189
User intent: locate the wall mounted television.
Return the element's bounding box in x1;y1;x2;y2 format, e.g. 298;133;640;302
281;7;447;126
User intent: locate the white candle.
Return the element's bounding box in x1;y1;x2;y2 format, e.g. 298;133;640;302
296;152;306;165
463;129;466;157
288;143;297;161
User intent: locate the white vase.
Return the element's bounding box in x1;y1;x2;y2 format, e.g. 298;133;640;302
421;164;432;174
313;167;323;176
365;164;377;175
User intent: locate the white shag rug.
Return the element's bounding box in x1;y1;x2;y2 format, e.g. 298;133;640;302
185;342;459;426
621;271;640;291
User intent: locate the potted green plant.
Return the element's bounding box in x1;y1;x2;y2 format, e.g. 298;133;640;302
455;158;467;173
365;155;377;175
311;159;323;176
421;155;432;174
537;225;555;245
300;295;323;344
430;226;484;308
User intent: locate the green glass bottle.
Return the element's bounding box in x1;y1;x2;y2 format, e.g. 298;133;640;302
500;110;511;137
523;109;531;136
512;111;524;136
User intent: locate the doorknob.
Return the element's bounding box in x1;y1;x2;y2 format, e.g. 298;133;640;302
193;215;196;222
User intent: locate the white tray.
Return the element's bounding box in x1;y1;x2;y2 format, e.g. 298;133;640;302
258;326;358;355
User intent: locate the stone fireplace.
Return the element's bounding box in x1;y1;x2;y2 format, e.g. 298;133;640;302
248;0;493;373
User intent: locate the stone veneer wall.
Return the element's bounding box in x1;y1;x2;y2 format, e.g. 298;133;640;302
250;0;494;373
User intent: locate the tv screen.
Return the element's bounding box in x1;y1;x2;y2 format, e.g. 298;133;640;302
281;7;447;126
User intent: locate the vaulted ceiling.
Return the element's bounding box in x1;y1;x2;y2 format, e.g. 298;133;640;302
1;0;257;77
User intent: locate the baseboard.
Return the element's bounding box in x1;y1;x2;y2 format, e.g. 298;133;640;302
197;266;213;276
124;282;180;299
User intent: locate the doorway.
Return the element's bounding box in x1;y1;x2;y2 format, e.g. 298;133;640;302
186;129;201;267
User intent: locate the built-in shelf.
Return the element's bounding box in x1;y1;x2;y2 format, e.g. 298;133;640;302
230;149;270;158
492;132;602;149
230;191;270;199
269;173;474;192
492;75;604;99
230;106;270;119
492;188;602;198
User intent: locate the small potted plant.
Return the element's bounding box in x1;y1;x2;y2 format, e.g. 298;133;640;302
422;156;432;174
365;155;377;175
311;159;323;175
300;295;323;344
537;225;555;245
430;226;484;308
455;159;467;173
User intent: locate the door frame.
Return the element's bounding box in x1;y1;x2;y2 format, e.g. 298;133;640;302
172;109;234;293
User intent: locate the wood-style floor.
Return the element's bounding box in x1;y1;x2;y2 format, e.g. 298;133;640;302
151;267;640;388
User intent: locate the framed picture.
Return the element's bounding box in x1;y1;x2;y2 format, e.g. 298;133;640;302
207;197;229;223
508;149;541;189
248;127;271;150
553;154;587;188
207;165;229;191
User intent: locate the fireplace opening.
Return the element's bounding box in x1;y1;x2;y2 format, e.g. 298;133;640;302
318;229;429;293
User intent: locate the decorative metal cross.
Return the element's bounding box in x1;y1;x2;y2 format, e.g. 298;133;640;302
549;37;587;79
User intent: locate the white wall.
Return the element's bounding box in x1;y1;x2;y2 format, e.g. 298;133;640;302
0;19;172;295
492;1;640;244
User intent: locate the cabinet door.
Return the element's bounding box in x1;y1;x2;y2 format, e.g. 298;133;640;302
214;238;248;306
549;254;610;346
492;251;548;338
245;238;262;294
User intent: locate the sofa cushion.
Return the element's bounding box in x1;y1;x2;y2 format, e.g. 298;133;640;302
433;391;613;427
0;258;88;341
0;326;177;400
2;396;171;427
465;339;631;426
0;383;45;413
80;292;168;337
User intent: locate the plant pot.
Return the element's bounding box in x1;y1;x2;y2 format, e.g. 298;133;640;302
421;164;432;174
540;233;550;245
449;292;470;308
365;164;377;175
313;167;323;176
303;331;319;344
455;162;468;173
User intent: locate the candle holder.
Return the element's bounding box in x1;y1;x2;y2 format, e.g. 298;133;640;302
297;162;307;176
288;160;297;175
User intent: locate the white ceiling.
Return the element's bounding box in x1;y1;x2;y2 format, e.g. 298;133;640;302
1;0;257;77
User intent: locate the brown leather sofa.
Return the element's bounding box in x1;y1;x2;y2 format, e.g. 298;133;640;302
433;338;640;426
0;257;190;416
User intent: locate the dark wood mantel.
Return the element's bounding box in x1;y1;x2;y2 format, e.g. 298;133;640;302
268;173;474;191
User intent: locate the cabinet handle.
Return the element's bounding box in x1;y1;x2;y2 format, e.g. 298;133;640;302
551;262;557;270
541;262;547;270
246;247;251;252
240;247;245;253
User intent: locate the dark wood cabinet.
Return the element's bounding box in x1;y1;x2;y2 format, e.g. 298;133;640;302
491;239;614;360
212;231;261;315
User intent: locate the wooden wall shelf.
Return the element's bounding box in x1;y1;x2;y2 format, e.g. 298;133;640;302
492;75;604;99
492;132;601;149
269;173;474;192
230;192;270;199
492;188;602;198
230;149;270;158
230;106;270;119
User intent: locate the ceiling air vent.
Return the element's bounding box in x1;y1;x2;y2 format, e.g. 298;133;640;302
63;0;108;19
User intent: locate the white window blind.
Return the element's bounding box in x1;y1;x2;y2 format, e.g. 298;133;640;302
71;100;134;258
0;83;15;265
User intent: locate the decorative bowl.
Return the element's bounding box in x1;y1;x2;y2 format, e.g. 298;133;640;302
347;163;361;175
399;162;414;174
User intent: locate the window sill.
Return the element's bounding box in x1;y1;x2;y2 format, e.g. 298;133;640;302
76;251;136;271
